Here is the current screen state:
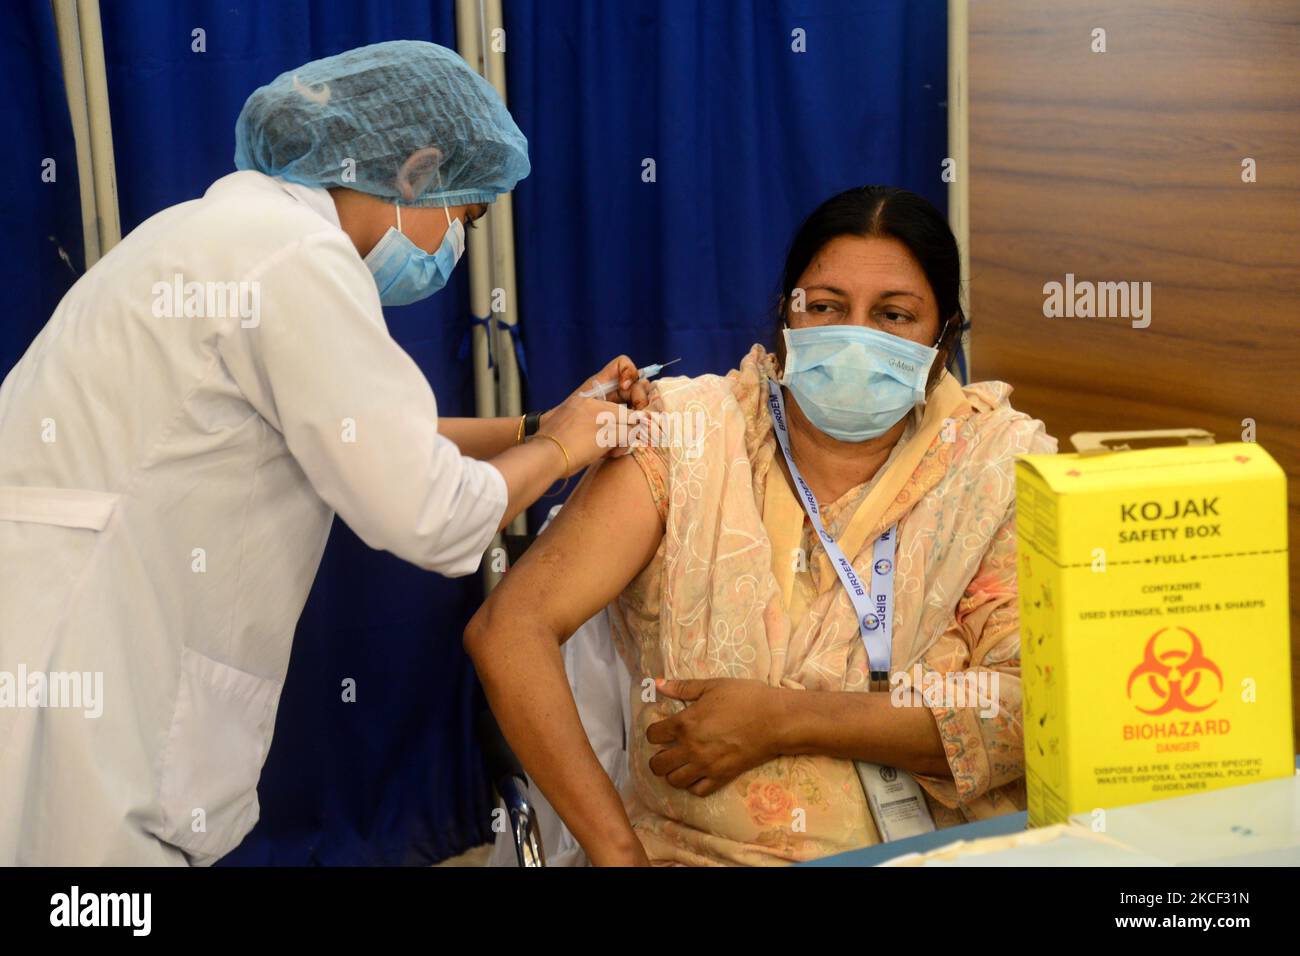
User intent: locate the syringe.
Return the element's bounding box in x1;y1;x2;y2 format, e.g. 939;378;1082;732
579;358;681;399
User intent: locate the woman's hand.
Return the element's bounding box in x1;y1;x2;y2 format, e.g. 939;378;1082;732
647;678;787;796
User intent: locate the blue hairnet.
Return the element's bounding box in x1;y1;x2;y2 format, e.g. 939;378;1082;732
234;40;529;207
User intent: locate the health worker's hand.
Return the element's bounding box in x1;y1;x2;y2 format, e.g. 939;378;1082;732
536;393;647;475
576;354;653;410
538;355;653;465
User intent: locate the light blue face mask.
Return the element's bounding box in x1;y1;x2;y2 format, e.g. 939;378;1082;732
779;323;944;442
364;204;466;306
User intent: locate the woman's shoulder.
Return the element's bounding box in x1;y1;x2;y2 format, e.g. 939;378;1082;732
957;379;1059;457
645;345;772;407
641;345;776;458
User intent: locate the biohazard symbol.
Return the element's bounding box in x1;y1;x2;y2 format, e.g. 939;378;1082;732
1125;627;1223;715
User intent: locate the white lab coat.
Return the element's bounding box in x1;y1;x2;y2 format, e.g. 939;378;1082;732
0;171;507;865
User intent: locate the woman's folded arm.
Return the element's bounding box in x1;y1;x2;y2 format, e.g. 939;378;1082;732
653;511;1022;794
909;509;1025;806
774;687;954;777
650;677;952;792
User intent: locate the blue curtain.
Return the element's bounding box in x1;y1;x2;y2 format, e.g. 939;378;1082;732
0;4;84;371
505;0;950;461
1;0;948;864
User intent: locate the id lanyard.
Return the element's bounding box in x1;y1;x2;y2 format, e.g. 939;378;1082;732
765;379;895;685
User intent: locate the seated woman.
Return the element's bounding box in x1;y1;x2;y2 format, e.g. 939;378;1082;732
465;186;1057;866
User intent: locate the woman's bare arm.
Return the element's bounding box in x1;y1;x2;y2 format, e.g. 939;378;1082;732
776;689;952;775
463;454;664;865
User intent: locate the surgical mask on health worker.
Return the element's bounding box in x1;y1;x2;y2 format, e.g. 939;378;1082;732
0;39;651;867
357;199;466;305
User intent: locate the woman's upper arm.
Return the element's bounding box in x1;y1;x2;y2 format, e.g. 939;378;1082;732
475;453;665;642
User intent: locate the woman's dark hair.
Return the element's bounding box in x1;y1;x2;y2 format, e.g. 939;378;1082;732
775;185;966;385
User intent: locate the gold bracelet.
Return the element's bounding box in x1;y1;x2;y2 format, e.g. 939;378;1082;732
516;414;527;445
530;433;570;476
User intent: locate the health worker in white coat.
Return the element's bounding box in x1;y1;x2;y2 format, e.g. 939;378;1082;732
0;40;647;865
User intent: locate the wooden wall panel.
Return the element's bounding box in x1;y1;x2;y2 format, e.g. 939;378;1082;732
968;0;1300;731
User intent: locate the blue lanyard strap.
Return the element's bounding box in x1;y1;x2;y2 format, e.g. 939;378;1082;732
766;379;896;684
